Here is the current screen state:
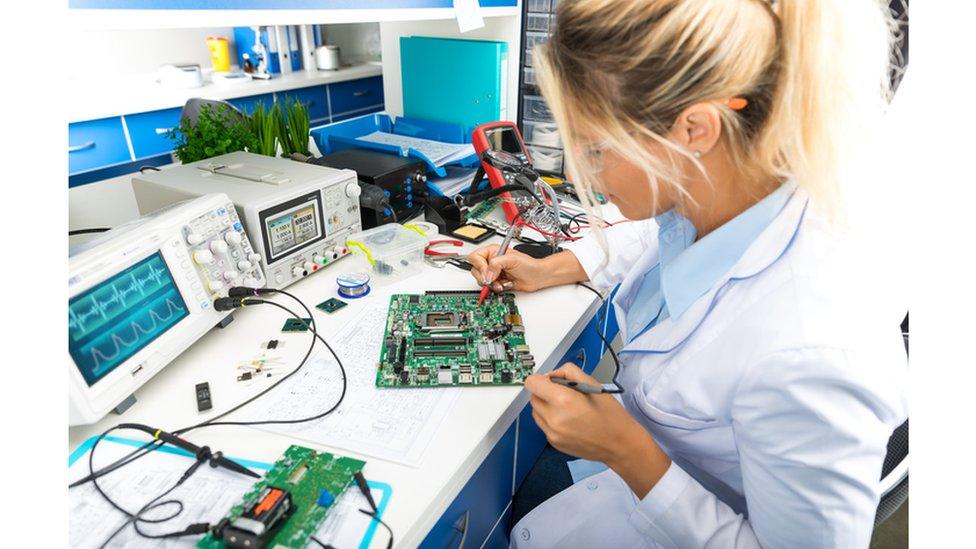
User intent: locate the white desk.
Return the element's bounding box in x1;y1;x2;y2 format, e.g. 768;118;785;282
68;228;607;548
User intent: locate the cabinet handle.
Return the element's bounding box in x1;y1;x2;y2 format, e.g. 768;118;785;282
352;90;369;97
68;141;95;153
452;510;470;549
155;127;174;135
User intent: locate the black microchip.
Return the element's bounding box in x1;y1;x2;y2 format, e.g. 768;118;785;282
501;370;512;383
409;295;419;304
399;370;409;384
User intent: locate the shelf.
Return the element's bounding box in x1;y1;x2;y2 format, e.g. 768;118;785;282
69;63;383;122
68;5;520;30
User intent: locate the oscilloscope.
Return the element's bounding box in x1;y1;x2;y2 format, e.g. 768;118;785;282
68;193;266;425
132;152;363;290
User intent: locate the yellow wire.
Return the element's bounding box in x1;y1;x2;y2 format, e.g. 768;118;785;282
345;239;376;266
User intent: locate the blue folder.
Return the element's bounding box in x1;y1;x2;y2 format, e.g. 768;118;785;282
401;36;510;128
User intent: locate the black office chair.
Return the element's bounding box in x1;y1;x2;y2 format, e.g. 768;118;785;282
875;321;909;527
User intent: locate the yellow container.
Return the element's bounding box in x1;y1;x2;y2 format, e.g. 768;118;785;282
206;36;231;73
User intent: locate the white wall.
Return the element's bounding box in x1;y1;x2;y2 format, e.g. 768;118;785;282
322;23;382;64
379;16;522;120
67;27;238;80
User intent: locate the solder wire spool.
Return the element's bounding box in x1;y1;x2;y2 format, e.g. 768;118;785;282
336;272;371;298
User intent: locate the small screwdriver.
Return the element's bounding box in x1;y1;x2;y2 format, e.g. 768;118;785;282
477;221;520;306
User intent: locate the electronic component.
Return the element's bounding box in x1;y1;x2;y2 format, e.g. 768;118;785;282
195;382;213;412
281;318;313;332
68;193;266;426
451;223;494;244
316;297;348;314
312;148;427;229
471;121;533;222
201;445;365;549
133;151;362;290
377;292;533;388
261;340;283;350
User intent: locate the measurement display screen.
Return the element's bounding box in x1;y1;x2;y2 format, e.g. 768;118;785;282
68;252;188;386
265;200;322;260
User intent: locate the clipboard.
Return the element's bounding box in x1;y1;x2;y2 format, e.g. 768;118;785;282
69;436;393;549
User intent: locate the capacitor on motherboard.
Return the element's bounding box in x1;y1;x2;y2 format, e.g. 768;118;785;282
336;272;371;299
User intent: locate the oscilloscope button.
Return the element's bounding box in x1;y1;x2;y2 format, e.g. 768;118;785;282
193;250;215;264
210;240;229;254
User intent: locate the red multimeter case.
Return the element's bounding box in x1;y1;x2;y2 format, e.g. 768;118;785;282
471;121;533;223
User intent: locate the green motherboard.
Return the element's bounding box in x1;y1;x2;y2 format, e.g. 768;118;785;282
198;445;365;549
376;290;536;388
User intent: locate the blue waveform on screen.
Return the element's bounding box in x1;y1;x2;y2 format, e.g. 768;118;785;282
68;253;189;386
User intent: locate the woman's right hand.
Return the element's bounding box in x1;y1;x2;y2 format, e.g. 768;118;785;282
467;244;548;293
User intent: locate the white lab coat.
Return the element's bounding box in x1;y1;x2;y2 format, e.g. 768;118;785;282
511;190;908;548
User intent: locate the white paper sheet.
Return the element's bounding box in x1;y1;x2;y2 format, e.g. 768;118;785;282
357;131;476;167
68;439;389;549
243;303;461;467
454;0;486;33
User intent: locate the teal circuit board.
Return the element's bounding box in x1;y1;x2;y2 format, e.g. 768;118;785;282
198;445;365;549
376;290;536;388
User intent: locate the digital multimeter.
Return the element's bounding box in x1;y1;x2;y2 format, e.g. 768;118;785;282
471;121;533;223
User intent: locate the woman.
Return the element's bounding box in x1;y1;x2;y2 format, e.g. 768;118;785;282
467;0;907;546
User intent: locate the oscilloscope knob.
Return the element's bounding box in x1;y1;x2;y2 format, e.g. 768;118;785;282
223;270;240;281
224;231;243;246
193;249;215;264
345;182;362;199
208;279;225;292
292;265;305;278
210;240;229;254
186;232;203;245
248;252;262;264
237;260;252;271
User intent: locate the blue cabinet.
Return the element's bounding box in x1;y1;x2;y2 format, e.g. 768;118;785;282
124;107;182;159
328;76;384;117
228;93;275;115
68;117;132;175
421;423;516;548
277;85;329;124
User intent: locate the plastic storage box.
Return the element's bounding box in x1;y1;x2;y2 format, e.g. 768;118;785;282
346;223;427;286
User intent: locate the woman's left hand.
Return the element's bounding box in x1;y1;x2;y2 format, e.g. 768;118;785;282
524;363;652;464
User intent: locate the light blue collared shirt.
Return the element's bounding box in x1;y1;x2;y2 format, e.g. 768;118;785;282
624;181;797;342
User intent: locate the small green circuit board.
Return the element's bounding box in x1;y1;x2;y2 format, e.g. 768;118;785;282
198;445;365;549
281;318;313;332
316;297;348;314
465;197;500;221
376;290;536;388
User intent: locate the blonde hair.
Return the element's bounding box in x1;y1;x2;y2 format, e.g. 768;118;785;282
536;0;895;230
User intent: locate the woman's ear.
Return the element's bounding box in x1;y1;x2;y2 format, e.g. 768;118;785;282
670;103;723;157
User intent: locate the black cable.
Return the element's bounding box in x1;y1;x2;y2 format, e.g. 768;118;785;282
309;536;334;549
359;509;394;549
139;166;162;173
80;295;347;545
576;283;624;394
69;227;111;235
72;293;343;488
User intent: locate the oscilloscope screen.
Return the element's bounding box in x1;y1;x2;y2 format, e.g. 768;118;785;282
68;252;189;386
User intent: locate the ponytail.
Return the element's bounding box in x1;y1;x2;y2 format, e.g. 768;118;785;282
758;0;894;218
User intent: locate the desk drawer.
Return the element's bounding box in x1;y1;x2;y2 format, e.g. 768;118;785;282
277;85;328;123
125;107;181;159
420;423;516;549
228;93;274;115
328;76;384;117
68;117;131;174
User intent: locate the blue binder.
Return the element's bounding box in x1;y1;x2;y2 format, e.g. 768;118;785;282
400;36;509;128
